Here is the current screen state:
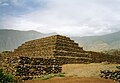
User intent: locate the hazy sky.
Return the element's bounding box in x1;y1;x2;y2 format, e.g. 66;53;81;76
0;0;120;36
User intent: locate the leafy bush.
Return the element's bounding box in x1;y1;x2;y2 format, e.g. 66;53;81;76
0;68;16;83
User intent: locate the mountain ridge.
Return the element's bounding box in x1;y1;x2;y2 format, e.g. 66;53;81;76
0;29;120;52
0;29;57;51
72;31;120;51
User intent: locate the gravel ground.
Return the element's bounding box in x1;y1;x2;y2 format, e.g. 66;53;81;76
25;77;117;83
62;63;120;77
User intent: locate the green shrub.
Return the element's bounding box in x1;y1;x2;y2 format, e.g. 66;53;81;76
55;73;65;77
0;68;16;83
41;75;53;80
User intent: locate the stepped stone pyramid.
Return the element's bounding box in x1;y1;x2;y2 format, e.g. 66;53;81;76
3;35;120;81
12;35;93;64
13;35;84;58
10;35;93;64
4;35;91;80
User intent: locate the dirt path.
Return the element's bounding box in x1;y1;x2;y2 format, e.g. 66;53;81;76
25;77;117;83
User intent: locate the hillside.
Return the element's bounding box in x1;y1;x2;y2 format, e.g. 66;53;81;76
102;48;120;56
72;31;120;51
0;29;56;51
0;29;120;52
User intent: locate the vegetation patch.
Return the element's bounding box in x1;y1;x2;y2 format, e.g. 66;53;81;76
32;73;65;80
41;74;53;80
55;73;65;77
0;68;16;83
